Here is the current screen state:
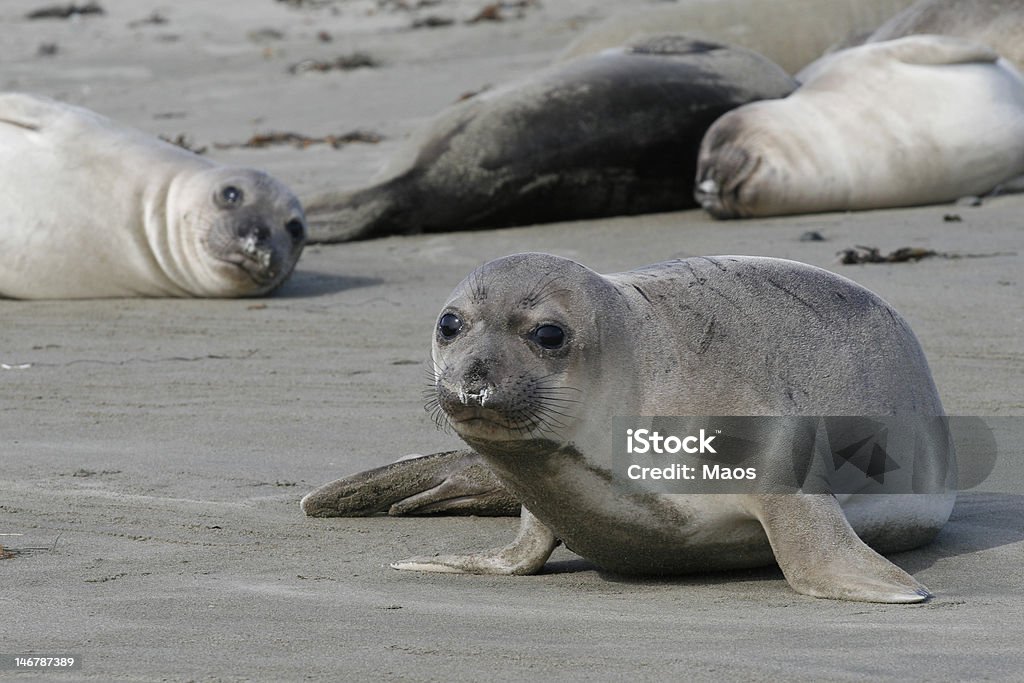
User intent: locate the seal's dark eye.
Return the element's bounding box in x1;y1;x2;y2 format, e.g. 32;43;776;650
221;186;243;206
285;219;305;242
531;324;565;349
438;313;463;340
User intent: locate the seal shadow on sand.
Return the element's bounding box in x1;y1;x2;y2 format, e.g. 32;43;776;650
538;493;1024;586
273;270;381;298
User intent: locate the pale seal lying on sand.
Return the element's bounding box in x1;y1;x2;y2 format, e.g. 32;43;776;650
556;0;917;74
862;0;1024;72
303;36;795;242
307;253;956;603
0;93;306;299
694;35;1024;219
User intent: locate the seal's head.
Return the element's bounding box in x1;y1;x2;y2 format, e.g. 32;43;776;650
694;100;836;220
694;108;785;219
172;167;307;296
430;253;628;454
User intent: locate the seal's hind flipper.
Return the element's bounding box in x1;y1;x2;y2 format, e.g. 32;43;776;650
878;35;998;67
300;449;518;517
755;494;931;603
303;178;412;243
0;93;56;131
391;508;558;575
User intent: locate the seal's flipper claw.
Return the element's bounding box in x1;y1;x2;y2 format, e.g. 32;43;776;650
755;494;932;603
301;449;515;517
391;508;558;575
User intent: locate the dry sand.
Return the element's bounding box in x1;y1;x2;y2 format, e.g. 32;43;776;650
1;1;1022;680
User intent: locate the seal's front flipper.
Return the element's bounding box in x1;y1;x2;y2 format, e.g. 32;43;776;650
300;449;517;517
391;508;558;575
755;494;931;603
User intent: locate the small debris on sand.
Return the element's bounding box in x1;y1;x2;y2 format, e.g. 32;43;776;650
160;134;207;155
469;4;504;22
248;27;286;43
27;2;104;20
128;11;167;28
838;245;1014;264
213;130;384;150
799;230;825;242
412;15;455;28
288;52;379;74
838;246;937;264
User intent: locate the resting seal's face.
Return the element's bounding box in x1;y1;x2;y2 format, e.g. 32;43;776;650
177;167;307;295
430;253;626;454
693;107;825;219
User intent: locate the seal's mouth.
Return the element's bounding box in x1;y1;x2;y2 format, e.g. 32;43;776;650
443;404;545;443
447;405;519;431
218;249;280;286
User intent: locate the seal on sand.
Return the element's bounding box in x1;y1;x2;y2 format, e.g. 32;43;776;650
694;36;1024;219
555;0;917;74
862;0;1024;72
303;36;795;242
0;93;306;299
377;253;955;603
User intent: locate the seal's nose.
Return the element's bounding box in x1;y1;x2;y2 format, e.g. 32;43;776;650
694;178;719;209
697;178;718;195
460;358;496;401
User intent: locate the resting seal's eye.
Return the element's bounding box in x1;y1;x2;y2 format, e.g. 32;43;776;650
438;313;463;340
530;324;565;350
220;186;244;206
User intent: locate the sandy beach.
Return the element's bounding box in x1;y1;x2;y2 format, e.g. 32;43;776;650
2;1;1022;680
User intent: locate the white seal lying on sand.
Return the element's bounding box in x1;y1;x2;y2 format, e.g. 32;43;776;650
694;36;1024;218
863;0;1024;72
310;253;956;603
556;0;917;73
0;93;306;299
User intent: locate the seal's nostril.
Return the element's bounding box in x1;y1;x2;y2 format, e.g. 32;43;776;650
285;219;305;242
238;224;271;243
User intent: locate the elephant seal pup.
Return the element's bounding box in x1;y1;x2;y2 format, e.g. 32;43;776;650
0;93;306;299
387;253;955;603
556;0;916;74
862;0;1024;72
695;36;1024;219
303;36;795;242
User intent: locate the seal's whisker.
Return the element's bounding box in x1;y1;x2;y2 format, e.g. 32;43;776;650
531;392;582;405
